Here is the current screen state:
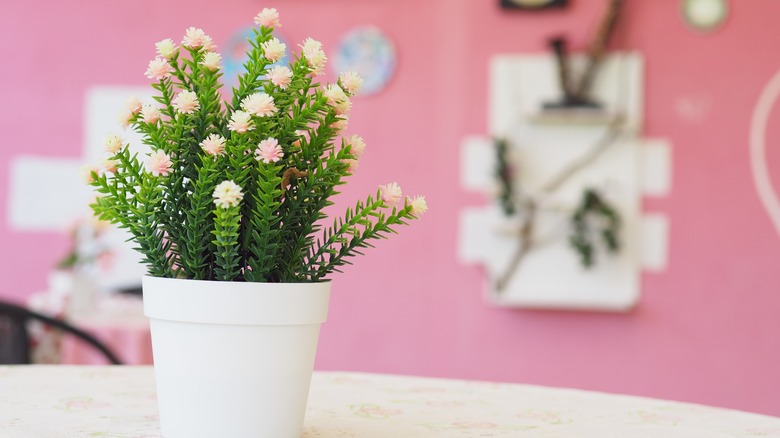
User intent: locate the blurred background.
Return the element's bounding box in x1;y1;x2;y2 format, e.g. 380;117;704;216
2;0;780;417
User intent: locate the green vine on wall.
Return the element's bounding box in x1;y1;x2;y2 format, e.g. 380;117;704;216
492;134;624;278
569;188;621;268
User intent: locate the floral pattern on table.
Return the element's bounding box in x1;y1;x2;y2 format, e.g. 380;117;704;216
1;366;779;437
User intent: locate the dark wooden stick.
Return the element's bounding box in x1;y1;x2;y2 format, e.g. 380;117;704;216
549;37;574;102
572;0;623;101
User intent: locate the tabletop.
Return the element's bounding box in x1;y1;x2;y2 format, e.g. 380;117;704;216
1;366;780;437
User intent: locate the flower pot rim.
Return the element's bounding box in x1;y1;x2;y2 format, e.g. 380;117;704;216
142;275;332;286
143;276;331;326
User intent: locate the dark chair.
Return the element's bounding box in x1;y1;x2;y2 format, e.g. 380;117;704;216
0;300;122;365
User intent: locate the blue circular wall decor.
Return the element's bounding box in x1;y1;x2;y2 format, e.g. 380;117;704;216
224;27;290;87
333;26;396;96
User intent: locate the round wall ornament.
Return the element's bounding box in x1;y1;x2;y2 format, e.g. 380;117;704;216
333;26;396;96
224;27;290;86
681;0;728;32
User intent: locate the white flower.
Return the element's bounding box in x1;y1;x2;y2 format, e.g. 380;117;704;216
212;180;244;208
300;38;327;76
241;93;277;117
141;104;162;124
331;115;348;131
202;35;217;52
200;133;226;156
145;57;173;80
254;8;281;29
261;38;286;63
267;66;293;89
80;164;101;183
172;90;200;114
408;196;428;217
104;134;123;154
346;135;365;158
183;27;208;49
323;84;351;115
118;109;134;128
125;95;142;114
146;150;173;177
201;52;222;70
155;38;178;59
300;38;323;57
379;182;403;208
227;110;254;133
102;159;118;174
339;71;363;95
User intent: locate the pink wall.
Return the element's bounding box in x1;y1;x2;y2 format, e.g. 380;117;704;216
2;0;780;416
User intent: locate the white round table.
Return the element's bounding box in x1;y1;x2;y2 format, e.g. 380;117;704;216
0;366;778;437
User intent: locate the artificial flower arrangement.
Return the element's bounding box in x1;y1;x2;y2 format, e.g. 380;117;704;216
85;8;426;283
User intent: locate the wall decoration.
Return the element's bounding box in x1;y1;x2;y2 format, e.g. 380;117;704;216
333;26;396;96
500;0;568;10
224;27;289;87
7;86;150;291
681;0;728;32
459;0;672;311
544;0;622;110
459;53;656;311
749;68;780;241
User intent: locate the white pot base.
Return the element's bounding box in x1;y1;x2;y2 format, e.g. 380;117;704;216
143;276;330;438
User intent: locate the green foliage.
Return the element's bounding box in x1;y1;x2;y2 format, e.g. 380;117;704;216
212;205;242;281
494;138;516;216
244;162;284;282
86;15;424;282
569;188;621;268
304;191;415;281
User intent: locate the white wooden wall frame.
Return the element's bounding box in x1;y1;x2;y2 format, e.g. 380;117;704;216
459;52;671;311
7;86;152;290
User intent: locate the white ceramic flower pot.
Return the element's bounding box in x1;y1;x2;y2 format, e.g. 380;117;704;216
142;276;330;438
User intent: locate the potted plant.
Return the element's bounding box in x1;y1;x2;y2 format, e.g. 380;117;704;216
85;7;426;438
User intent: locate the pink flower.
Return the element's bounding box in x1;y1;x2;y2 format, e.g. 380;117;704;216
345;135;366;158
155;38;177;59
292;129;309;147
182;27;208;49
201;52;222;71
379;182;403;207
228;110;254;133
343;159;359;173
145;57;173;80
118;109;134;129
254;137;284;163
300;38;327;76
141;104;162;124
241;93;277;117
300;38;323;58
172;90;200;114
202;35;217;52
80;164;101;183
254;8;282;29
125;95;142;114
102;159;118;174
408;196;427;217
146;150;173;177
213;180;244;208
200;133;226;156
323;84;350;114
339;71;363;95
261;38;286;63
268;66;293;89
104;134;123;154
331;115;348;131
